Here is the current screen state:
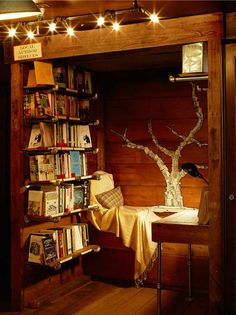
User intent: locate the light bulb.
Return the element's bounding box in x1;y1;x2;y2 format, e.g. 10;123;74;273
67;27;74;36
112;22;120;31
49;22;56;32
8;28;16;37
97;16;105;27
150;14;159;23
27;30;34;39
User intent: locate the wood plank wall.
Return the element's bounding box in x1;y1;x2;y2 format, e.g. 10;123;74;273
84;67;209;291
98;68;208;209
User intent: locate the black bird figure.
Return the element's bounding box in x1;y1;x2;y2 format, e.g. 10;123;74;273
181;162;209;185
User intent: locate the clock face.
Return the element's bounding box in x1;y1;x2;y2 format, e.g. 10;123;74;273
182;42;206;74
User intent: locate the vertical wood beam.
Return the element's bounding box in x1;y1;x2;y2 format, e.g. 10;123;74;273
208;38;223;315
224;43;236;314
10;63;24;310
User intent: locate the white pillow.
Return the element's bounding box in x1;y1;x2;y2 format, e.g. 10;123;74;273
90;171;114;196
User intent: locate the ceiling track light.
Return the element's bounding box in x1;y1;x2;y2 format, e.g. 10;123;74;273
0;0;160;43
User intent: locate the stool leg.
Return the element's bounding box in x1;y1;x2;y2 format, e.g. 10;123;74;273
157;241;162;315
186;243;193;301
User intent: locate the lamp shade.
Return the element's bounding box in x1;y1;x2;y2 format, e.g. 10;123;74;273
0;0;41;21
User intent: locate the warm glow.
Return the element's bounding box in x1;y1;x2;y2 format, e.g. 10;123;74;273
97;16;105;27
0;12;41;21
0;3;161;43
49;22;56;32
66;27;74;36
112;22;120;31
150;13;159;23
27;30;35;39
8;28;17;37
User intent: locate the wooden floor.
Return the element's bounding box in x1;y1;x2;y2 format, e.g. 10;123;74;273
2;277;209;315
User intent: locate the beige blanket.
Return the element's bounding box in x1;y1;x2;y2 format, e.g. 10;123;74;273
87;172;160;286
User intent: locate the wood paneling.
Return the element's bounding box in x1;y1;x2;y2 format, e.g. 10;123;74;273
100;69;208;208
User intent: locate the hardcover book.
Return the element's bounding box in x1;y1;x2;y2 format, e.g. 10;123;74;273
39;122;54;147
34;61;55;86
79;99;90;121
77;125;92;148
27;190;43;216
28;234;47;264
55;94;67;117
29;156;38;182
73;185;84;210
70;151;81;177
27;61;55;87
42;236;58;264
36;155;55;181
44;190;59;217
28;124;42;148
71;224;83;251
74;70;84;93
84;71;93;94
53;66;67;88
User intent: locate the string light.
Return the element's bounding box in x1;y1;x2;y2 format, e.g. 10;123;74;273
97;16;105;27
66;27;74;36
49;22;56;32
26;30;35;39
8;28;17;37
0;1;160;43
150;13;159;23
112;22;120;31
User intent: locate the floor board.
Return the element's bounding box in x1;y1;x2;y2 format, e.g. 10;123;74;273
1;277;209;315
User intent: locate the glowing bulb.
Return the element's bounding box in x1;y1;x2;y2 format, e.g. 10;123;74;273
49;22;56;32
27;30;34;39
97;16;105;27
8;28;16;37
112;22;120;31
150;14;159;23
67;27;74;36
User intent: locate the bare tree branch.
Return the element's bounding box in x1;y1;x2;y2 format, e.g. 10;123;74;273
110;128;170;177
167;126;208;147
148;121;175;157
176;83;204;156
111;82;207;207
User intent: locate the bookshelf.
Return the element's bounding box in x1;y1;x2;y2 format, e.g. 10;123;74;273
18;60;100;305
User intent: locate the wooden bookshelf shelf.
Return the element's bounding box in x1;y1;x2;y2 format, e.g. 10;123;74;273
48;244;101;270
24;204;99;223
23;146;98;154
27;244;101;270
25;174;100;186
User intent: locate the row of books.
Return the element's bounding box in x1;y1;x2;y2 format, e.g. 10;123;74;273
28;181;90;217
28;223;89;265
27;61;93;95
29;151;87;182
54;65;93;94
24;91;90;120
28;122;92;149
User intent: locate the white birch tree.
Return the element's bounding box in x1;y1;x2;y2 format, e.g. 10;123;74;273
112;83;207;208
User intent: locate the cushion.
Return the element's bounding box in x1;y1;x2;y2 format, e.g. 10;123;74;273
96;186;124;209
90;171;114;196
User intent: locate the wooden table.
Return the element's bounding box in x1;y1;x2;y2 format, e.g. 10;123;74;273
152;210;209;315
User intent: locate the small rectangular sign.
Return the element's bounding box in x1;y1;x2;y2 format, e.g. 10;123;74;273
13;43;42;61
